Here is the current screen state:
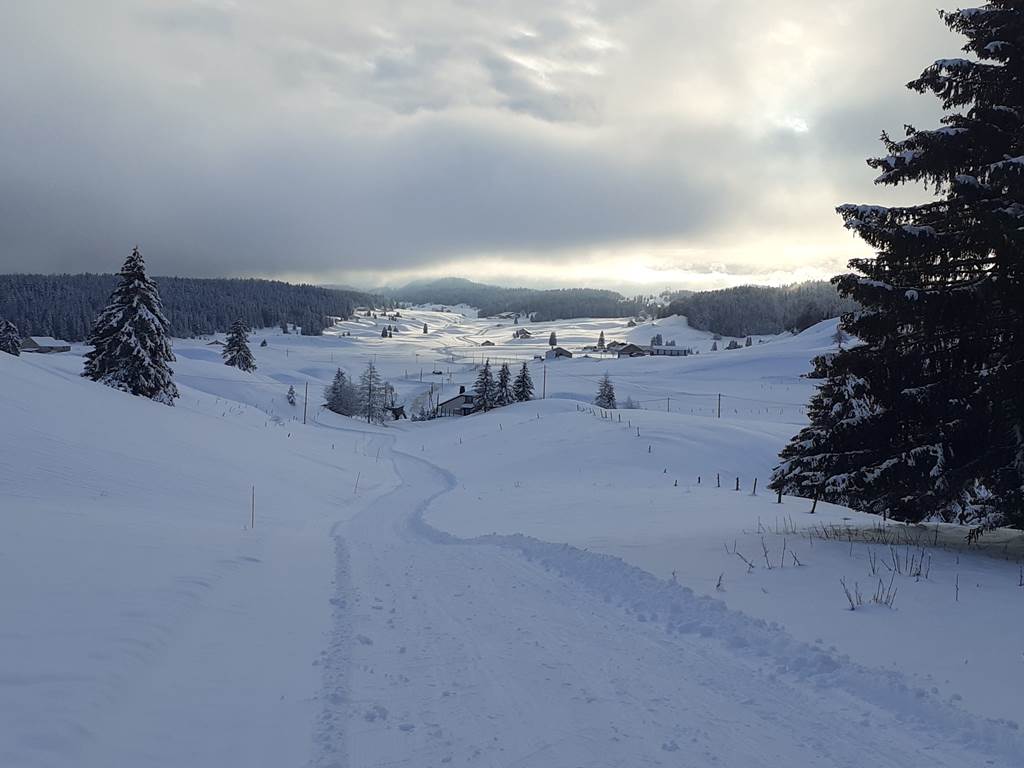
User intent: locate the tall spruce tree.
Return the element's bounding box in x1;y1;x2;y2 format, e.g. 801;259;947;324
358;360;387;424
594;373;617;409
83;247;179;404
774;2;1024;529
0;319;21;356
474;359;496;411
287;384;297;406
548;331;557;348
223;319;257;372
597;331;605;350
496;362;513;405
512;362;534;402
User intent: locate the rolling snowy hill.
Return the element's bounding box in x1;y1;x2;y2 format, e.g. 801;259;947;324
3;310;1022;767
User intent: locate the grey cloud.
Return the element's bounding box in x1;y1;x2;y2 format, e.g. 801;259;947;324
0;0;967;283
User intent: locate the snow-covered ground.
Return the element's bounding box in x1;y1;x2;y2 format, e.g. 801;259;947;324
3;307;1022;767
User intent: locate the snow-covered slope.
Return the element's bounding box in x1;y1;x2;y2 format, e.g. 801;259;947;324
0;352;393;768
3;309;1022;767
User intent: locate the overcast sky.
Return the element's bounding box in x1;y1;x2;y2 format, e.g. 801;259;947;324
0;1;958;291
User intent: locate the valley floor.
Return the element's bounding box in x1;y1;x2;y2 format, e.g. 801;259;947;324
3;309;1022;767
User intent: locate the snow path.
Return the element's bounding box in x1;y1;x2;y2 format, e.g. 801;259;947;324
315;437;1020;767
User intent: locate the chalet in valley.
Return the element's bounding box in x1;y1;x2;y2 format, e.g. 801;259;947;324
436;386;476;417
21;336;71;354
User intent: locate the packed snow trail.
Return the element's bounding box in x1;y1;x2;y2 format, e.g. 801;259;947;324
314;437;1020;767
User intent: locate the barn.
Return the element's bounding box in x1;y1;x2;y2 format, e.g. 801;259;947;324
21;337;71;354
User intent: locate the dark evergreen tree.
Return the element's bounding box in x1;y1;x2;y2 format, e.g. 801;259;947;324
287;384;297;406
745;336;753;347
474;359;496;411
512;362;534;402
548;331;557;348
0;319;21;356
423;323;428;334
358;361;387;424
280;319;290;334
772;354;880;503
594;373;617;409
775;2;1024;529
324;368;358;416
496;362;513;405
597;331;605;350
381;327;388;338
223;319;257;372
82;247;179;404
260;338;268;347
710;341;718;352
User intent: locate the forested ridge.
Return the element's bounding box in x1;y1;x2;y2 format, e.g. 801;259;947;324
0;273;376;341
386;278;650;321
660;282;859;336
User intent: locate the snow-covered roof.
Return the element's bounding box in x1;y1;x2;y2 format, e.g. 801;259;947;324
24;337;70;347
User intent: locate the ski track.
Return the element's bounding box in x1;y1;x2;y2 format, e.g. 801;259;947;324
312;435;1023;768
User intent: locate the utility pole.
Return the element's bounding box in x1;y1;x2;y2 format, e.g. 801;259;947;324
717;393;721;419
667;397;670;413
251;485;255;528
303;382;308;424
542;364;547;399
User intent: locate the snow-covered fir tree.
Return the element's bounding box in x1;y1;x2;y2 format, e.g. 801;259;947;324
474;359;496;411
831;326;849;350
597;331;605;350
358;361;387;424
771;353;880;504
286;384;297;406
512;362;534;402
496;362;513;406
594;373;616;409
324;368;358;416
0;319;21;356
223;319;257;372
82;247;179;405
775;2;1024;529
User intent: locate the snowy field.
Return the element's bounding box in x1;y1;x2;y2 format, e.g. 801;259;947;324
3;307;1023;767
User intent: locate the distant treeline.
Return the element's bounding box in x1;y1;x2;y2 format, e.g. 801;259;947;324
388;278;650;321
0;274;377;341
659;282;858;336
